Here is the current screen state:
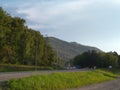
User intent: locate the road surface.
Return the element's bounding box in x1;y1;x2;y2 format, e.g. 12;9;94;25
0;69;88;82
67;78;120;90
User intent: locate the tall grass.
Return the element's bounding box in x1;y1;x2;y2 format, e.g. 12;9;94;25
6;70;117;90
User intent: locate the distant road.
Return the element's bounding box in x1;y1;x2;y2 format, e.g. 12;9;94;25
0;69;89;82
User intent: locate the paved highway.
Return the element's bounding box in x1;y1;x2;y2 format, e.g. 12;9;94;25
0;69;88;82
67;78;120;90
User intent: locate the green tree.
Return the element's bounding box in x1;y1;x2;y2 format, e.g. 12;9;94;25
73;51;119;68
0;7;57;67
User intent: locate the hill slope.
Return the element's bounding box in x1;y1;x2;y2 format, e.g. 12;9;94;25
45;37;101;62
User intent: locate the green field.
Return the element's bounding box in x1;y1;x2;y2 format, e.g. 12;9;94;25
6;70;118;90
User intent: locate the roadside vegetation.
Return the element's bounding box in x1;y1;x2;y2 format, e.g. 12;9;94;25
72;50;120;68
103;68;120;74
0;64;53;72
6;70;118;90
0;84;2;90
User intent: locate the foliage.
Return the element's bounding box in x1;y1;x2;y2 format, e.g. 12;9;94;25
0;7;57;67
0;84;2;90
118;55;120;67
6;70;117;90
102;68;120;74
73;50;119;68
0;64;53;72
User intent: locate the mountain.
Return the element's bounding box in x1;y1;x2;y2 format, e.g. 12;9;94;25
45;37;101;62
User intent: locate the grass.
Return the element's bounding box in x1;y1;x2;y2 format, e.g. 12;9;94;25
6;70;118;90
102;68;120;74
0;84;2;90
0;64;53;72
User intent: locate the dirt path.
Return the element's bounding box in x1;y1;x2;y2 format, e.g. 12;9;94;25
67;78;120;90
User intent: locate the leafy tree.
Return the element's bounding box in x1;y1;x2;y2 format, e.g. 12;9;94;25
73;50;119;68
0;7;57;67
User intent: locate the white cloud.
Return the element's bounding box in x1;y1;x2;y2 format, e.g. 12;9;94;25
8;0;119;36
1;0;120;53
16;0;95;25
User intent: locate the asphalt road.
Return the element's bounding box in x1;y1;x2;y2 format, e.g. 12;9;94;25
67;78;120;90
0;69;88;82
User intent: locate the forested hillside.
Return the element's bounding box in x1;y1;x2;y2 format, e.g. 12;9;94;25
45;37;101;62
0;7;57;66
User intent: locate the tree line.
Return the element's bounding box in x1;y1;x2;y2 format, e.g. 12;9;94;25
0;7;57;66
72;50;120;68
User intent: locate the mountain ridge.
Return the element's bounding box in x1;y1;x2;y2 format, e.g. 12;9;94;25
45;37;102;62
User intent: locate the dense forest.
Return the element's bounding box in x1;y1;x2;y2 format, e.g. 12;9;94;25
0;7;57;66
73;50;120;68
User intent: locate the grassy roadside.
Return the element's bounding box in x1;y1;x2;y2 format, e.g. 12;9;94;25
0;84;2;90
5;70;118;90
102;68;120;74
0;64;53;72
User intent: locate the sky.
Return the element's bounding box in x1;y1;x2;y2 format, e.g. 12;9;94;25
0;0;120;54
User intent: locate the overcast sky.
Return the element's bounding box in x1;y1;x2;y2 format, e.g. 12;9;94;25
1;0;120;54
